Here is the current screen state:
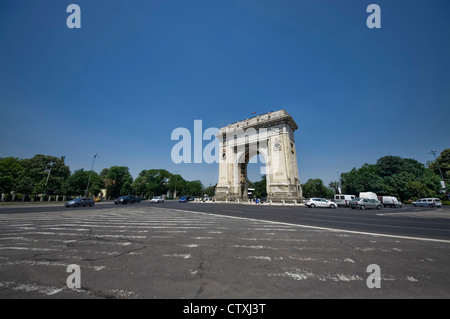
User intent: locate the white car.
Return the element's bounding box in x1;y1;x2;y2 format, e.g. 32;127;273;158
305;198;337;208
412;198;442;207
150;196;164;203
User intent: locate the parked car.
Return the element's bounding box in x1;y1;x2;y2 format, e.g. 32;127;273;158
114;195;140;205
179;197;187;203
150;196;164;203
65;197;95;208
412;198;442;207
333;194;356;207
202;196;213;202
305;198;337;208
379;196;403;208
349;198;381;210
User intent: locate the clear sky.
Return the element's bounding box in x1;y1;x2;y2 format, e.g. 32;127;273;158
1;0;449;188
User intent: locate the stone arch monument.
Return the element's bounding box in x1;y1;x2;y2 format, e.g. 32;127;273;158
214;110;302;202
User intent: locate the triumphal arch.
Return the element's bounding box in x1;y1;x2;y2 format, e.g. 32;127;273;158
214;110;302;202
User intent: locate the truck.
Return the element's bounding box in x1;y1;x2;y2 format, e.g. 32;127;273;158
378;196;403;208
333;194;356;207
359;192;378;200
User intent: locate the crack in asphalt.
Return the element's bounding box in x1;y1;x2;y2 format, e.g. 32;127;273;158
194;250;206;298
333;235;364;253
82;246;148;262
75;286;117;299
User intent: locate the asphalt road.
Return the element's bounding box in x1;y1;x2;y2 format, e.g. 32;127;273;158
0;202;449;299
168;202;450;242
2;201;450;242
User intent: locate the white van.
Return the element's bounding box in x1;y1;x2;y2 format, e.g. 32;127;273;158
359;192;378;200
334;194;356;207
412;198;442;207
380;196;403;208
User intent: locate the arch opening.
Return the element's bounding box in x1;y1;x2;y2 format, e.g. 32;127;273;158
236;150;267;201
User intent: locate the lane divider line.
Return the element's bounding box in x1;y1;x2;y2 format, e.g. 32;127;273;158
169;208;450;244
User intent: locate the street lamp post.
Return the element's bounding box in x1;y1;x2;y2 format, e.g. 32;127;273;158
173;170;179;199
85;153;99;197
44;161;54;201
45;161;54;188
337;170;342;194
429;150;447;191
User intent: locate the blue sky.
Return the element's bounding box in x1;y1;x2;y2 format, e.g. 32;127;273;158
1;0;449;188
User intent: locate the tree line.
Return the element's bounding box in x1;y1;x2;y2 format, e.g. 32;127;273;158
2;150;448;202
0;154;210;200
302;150;450;202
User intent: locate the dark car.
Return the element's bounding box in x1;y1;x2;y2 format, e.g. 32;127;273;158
65;197;95;208
114;195;140;205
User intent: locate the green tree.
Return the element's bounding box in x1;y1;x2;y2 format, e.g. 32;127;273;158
302;179;334;199
406;181;433;199
340;156;442;201
15;176;34;195
341;164;386;195
120;179;133;196
382;171;416;201
167;174;186;198
185;180;204;196
418;169;441;198
204;184;216;197
375;156;443;200
18;154;70;196
0;157;22;194
103;166;133;198
328;181;340;194
253;175;267;198
62;169;102;197
429;148;450;185
376;156;425;178
132;169;171;198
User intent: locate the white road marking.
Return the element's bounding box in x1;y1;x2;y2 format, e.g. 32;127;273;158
170;209;450;244
241;256;272;261
344;258;355;263
0;247;60;251
163;254;191;259
269;270;364;282
231;245;265;249
0;281;66;296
